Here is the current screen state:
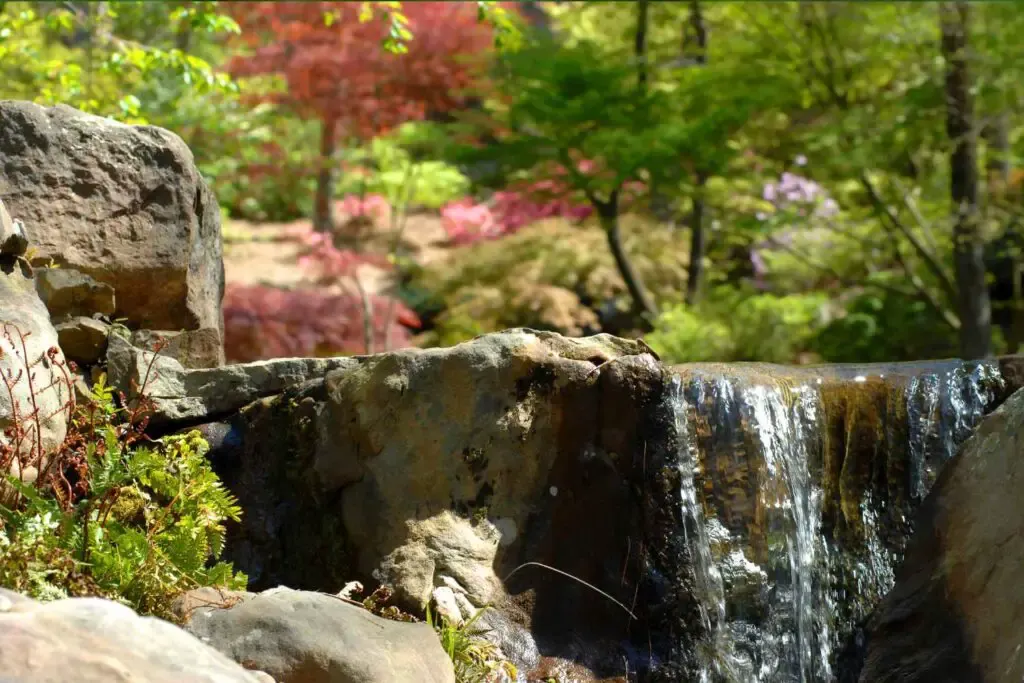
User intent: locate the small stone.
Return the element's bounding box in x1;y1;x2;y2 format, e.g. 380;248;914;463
131;328;224;369
491;517;519;546
338;581;364;600
35;267;116;319
431;586;463;626
55;316;111;366
0;199;28;256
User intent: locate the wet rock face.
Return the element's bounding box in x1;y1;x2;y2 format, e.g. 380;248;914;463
669;360;1010;682
857;388;1024;683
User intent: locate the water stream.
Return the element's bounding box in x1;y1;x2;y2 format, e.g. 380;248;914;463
669;360;1004;682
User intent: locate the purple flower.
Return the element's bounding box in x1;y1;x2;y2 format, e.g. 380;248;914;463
795;155;808;167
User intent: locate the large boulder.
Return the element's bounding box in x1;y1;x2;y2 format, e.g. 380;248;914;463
857;388;1024;683
0;256;72;472
0;590;272;683
315;329;659;610
179;587;455;683
213;329;678;680
0;101;224;362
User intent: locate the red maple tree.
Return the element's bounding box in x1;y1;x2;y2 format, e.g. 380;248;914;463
226;2;498;232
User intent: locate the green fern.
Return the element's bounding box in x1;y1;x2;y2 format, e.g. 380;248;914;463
0;371;247;621
427;606;518;683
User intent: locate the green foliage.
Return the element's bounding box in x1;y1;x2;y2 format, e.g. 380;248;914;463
427;607;517;683
339;123;472;210
411;215;690;347
812;291;959;363
207;106;322;222
646;306;732;364
649;290;830;365
0;1;238;124
0;374;246;621
451;36;764;204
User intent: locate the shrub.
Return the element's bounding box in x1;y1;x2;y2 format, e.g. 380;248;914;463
224;284;420;361
812;291;959;363
647;289;831;364
725;290;831;363
0;331;245;621
338;125;472;211
222;220;422;361
412;215;690;346
428;607;517;683
646;306;733;363
200;106;322;223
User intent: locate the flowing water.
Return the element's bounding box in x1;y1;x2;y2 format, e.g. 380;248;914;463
668;360;1005;683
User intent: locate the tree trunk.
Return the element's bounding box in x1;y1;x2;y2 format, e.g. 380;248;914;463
635;0;649;90
686;171;707;305
685;0;707;66
683;2;709;305
597;197;658;324
314;118;337;233
984;110;1011;194
941;2;991;358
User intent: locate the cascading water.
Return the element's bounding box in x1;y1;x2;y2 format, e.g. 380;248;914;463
669;360;1004;683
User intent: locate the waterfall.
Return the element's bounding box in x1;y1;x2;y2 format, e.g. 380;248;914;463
670;360;1004;683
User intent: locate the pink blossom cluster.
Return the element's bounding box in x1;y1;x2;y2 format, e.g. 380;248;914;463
440;181;595;246
750;163;842;288
294;228;388;283
337;193;391;225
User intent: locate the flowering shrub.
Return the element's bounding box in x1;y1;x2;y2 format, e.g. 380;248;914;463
223;218;419;362
336;194;392;228
750;166;843;289
440;157;649;245
223;284;420;361
757;171;839;221
294;223;390;282
441;199;503;245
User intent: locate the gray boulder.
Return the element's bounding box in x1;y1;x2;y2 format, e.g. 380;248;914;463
181;587;455;683
858;388;1024;683
132;327;226;370
0;590;272;683
0;101;224;357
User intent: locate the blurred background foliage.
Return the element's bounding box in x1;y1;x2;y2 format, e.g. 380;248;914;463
1;1;1022;365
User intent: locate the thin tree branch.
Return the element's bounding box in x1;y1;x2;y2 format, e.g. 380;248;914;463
859;171;959;306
